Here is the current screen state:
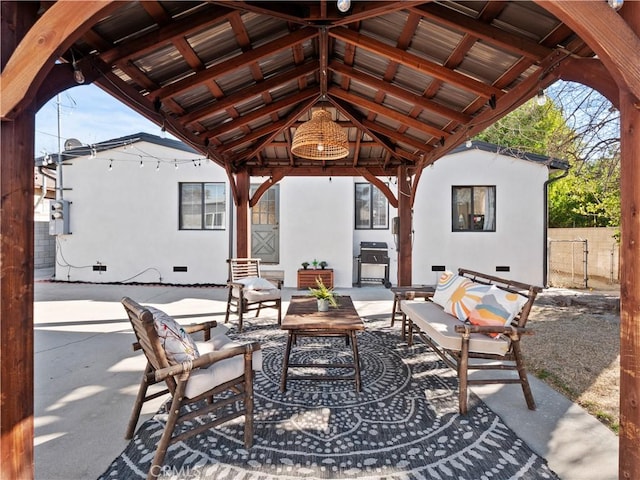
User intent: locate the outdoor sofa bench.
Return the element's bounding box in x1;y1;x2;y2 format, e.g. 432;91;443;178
400;268;542;414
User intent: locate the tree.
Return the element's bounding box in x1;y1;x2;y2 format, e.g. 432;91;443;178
475;81;620;228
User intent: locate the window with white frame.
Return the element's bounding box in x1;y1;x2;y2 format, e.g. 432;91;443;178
452;186;496;232
355;182;389;229
179;183;226;230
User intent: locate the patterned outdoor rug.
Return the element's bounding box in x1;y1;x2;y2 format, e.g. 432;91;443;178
100;317;559;480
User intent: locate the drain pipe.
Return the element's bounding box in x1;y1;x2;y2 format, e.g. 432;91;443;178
543;167;570;287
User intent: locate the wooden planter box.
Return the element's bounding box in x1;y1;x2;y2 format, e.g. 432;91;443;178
297;269;334;289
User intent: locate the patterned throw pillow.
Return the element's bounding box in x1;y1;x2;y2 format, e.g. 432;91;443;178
148;306;200;364
443;280;492;321
431;271;468;308
467;302;512;337
468;286;528;337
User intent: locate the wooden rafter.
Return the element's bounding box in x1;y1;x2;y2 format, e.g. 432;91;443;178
410;3;552;61
100;5;234;64
205;87;318;140
329;27;504;100
330;62;470;124
149;27;319;101
329;86;446;141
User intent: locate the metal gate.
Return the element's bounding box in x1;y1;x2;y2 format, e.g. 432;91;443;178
548;239;588;288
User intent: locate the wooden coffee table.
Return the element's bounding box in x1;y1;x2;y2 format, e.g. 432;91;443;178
280;295;365;392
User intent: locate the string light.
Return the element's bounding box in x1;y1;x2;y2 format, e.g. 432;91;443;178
337;0;350;12
608;0;623;10
536;89;547;106
108;160;113;171
139;157;144;168
465;138;472;148
156;161;160;171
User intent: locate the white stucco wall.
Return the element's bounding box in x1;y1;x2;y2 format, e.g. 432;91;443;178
55;140;231;284
278;177;355;289
54;138;549;288
412;148;548;287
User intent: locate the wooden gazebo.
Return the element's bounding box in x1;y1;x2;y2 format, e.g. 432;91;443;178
1;1;639;478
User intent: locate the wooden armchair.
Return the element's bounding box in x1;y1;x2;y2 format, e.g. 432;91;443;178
225;258;282;332
121;297;261;479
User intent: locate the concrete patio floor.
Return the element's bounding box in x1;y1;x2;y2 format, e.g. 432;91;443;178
33;270;618;480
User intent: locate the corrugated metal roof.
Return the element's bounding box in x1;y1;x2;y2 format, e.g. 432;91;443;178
68;1;587;174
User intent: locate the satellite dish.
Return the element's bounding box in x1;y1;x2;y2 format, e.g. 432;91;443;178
64;138;83;150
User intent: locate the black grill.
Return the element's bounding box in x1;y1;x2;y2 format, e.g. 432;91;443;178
357;242;391;288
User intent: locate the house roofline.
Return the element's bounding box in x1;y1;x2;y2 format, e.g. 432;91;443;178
35;132;198;164
450;140;570;171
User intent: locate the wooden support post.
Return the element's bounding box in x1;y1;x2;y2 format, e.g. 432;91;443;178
0;110;36;480
397;165;412;286
1;3;37;478
619;87;640;480
235;169;251;258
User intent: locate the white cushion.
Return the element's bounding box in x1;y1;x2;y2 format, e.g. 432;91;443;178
232;276;281;301
147;306;199;364
400;300;510;356
237;276;277;290
184;356;246;399
241;288;281;303
185;333;262;399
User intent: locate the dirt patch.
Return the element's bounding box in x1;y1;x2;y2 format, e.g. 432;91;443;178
526;290;620;433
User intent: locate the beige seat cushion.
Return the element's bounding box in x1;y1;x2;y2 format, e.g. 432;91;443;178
400;300;510;356
185;333;262;399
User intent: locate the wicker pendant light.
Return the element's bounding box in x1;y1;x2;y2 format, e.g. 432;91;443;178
291;110;349;160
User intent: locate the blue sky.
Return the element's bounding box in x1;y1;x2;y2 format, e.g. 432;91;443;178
35;84;175;155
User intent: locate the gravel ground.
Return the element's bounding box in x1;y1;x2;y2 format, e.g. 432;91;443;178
526;289;620;432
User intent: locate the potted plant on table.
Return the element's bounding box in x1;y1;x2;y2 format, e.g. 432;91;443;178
319;261;328;269
301;261;309;270
308;277;338;311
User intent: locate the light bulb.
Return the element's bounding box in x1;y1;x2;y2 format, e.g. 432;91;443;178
108;161;113;171
337;0;350;12
139;160;144;168
608;0;623;10
156;161;160;171
465;139;472;148
536;89;547;106
72;61;85;84
317;143;324;152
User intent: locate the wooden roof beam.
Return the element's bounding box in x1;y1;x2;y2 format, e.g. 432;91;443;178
423;49;567;165
330;61;471;124
100;5;234;64
205;87;318;139
329;86;445;140
329;27;503;99
329;97;399;161
149;27;319;102
244;96;319;160
363;120;434;154
332;1;425;27
221;96;317;155
180;61;318;125
410;3;552;61
356;168;399;208
330;97;420;164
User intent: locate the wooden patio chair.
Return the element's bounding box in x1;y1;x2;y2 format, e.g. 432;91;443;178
225;258;282;332
121;297;261;479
